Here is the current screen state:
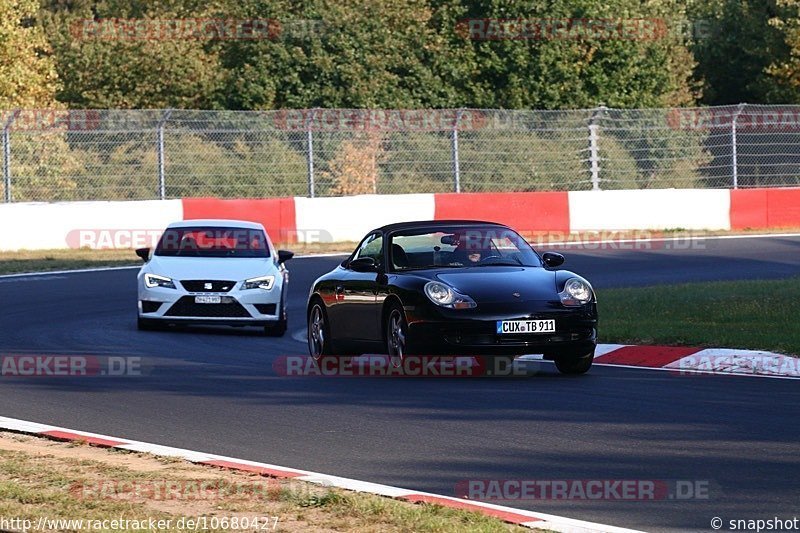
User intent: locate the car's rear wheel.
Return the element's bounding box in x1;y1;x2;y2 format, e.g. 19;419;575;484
386;304;407;368
308;302;333;359
554;351;594;375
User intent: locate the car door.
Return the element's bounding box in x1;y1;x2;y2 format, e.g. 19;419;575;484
338;232;384;342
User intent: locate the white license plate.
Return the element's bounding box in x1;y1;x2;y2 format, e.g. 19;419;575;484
195;295;222;304
496;319;555;334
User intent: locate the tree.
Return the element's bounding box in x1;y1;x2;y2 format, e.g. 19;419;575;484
39;0;225;108
690;0;789;105
767;0;800;102
0;0;60;108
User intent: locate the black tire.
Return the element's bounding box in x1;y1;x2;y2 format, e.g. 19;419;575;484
137;316;160;331
265;290;288;337
264;318;287;337
554;351;594;375
385;303;408;368
307;301;334;358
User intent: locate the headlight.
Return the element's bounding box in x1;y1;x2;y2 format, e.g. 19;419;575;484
559;278;593;306
243;275;275;290
424;281;476;309
144;273;175;289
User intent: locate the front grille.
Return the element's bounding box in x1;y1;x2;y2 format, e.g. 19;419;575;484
164;296;251;318
180;280;235;292
140;301;162;313
254;303;277;315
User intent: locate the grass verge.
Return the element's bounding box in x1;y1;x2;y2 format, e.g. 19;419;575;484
0;431;525;532
600;277;800;356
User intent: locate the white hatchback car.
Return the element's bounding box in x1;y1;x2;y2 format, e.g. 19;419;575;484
136;219;293;336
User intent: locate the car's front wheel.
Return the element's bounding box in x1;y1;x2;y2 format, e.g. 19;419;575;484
554;351;594;375
137;316;160;331
307;302;333;359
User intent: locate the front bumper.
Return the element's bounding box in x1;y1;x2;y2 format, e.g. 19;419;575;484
405;301;597;357
138;279;283;326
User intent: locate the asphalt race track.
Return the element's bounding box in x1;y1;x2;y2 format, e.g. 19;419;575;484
1;235;799;532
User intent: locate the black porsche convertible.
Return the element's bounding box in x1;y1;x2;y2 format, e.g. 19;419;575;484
306;220;598;374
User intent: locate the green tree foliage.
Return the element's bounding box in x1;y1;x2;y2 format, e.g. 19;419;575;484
690;0;793;105
0;0;60;108
39;0;224;108
768;0;800;103
38;0;702;110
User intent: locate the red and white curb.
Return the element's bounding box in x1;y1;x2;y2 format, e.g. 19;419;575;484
585;344;800;379
0;415;642;533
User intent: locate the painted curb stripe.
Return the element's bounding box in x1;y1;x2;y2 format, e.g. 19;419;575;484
399;494;542;524
0;415;642;533
40;430;128;448
594;345;701;367
201;459;304;479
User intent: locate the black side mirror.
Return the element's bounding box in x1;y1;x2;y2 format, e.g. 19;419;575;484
349;257;378;272
541;252;565;268
278;250;294;264
135;247;150;262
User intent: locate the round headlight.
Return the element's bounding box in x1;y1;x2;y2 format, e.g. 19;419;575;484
424;281;477;309
559;278;593;306
424;281;455;305
565;278;591;302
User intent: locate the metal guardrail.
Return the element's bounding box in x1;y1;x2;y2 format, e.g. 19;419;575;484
0;105;798;202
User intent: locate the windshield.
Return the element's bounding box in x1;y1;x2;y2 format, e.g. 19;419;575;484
154;227;270;258
389;226;541;271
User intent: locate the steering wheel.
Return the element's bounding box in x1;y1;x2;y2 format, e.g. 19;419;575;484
477;255;503;264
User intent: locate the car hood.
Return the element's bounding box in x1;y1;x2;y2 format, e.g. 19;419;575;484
434;266;557;303
145;256;276;281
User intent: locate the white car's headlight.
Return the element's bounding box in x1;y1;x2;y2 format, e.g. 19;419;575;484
559;278;593;306
243;275;275;290
424;281;476;309
144;273;176;289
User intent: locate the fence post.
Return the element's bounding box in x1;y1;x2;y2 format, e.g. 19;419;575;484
157;109;173;200
2;110;20;203
731;103;745;189
588;106;606;191
305;109;317;198
451;109;462;193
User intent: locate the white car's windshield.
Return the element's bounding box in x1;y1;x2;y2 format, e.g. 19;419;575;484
154;227;270;258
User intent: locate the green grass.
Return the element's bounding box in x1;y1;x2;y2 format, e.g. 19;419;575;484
600;277;800;356
0;249;139;275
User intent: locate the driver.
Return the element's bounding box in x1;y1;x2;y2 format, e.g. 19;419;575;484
452;236;484;264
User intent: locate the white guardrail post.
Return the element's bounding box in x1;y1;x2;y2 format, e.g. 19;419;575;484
588;105;606;191
451;109;462;193
731;103;745;189
2;110;20;203
306;108;316;198
157;109;173;200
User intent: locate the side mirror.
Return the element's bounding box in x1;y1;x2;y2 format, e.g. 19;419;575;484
349;257;378;272
135;247;150;262
277;250;294;264
541;251;565;268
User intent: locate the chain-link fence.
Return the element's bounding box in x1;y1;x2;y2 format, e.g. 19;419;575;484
1;105;799;202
